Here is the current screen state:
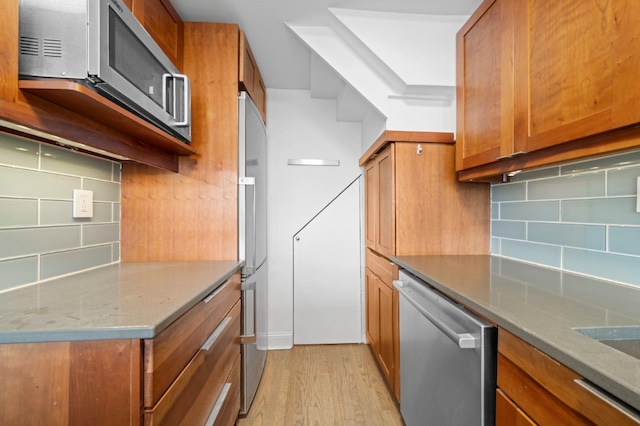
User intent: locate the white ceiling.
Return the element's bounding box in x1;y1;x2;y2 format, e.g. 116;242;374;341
170;0;481;90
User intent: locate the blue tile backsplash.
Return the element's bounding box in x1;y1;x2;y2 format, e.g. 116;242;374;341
492;150;640;288
0;132;121;292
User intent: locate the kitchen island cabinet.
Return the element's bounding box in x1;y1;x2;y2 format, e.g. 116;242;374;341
0;262;242;426
360;130;490;399
457;0;640;182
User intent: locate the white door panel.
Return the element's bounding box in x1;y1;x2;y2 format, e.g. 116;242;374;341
293;178;362;344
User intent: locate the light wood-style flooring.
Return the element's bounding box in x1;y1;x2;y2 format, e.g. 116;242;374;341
236;344;404;426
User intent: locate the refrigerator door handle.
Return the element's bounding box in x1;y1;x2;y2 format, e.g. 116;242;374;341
241;280;257;344
239;176;257;273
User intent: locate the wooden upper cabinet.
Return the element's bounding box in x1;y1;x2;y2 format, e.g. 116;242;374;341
612;0;640;128
130;0;184;70
364;144;395;258
376;146;395;258
361;131;490;258
457;0;640;180
456;0;517;171
520;0;614;152
239;30;267;123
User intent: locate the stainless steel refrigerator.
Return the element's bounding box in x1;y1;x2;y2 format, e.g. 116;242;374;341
238;91;268;416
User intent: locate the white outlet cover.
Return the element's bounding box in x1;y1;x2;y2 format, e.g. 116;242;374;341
73;189;94;218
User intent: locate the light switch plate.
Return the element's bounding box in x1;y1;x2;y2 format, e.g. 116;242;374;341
73;189;93;218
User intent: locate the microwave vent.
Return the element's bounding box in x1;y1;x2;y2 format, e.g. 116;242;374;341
43;39;63;58
19;37;63;58
19;36;39;56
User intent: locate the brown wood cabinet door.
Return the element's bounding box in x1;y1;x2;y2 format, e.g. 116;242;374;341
364;161;377;250
391;285;400;400
395;142;489;255
365;268;380;354
456;0;517;171
376;145;395;258
377;280;394;387
0;340;141;426
131;0;184;70
520;0;614;153
239;30;267;123
613;0;640;128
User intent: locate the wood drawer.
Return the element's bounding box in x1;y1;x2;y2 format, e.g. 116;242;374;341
212;354;241;426
144;300;241;425
144;272;241;407
365;248;398;287
498;327;640;425
495;388;535;426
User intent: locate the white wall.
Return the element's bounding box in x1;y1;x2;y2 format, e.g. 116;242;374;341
265;89;363;349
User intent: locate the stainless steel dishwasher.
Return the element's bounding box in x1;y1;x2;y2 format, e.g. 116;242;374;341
394;270;497;425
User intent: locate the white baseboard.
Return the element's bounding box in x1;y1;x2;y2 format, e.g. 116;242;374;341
265;331;293;350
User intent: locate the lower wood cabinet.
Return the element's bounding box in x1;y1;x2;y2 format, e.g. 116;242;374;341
495;389;535;426
144;302;241;425
365;248;400;400
143;274;241;425
0;272;241;426
0;339;142;425
497;327;640;425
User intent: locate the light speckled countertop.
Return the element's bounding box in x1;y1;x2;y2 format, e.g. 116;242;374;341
0;261;242;343
393;255;640;412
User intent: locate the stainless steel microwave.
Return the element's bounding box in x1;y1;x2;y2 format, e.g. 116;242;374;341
18;0;191;143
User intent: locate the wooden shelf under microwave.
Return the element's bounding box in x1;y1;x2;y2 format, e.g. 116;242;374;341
19;80;197;157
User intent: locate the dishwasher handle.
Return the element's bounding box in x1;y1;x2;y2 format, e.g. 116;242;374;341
394;280;479;349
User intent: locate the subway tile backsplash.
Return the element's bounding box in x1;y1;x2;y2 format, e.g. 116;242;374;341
492;149;640;288
0;132;120;291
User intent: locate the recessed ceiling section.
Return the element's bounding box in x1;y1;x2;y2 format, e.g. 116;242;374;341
170;0;481;137
170;0;482;90
329;9;467;89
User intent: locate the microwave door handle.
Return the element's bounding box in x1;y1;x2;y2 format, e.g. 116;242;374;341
173;73;189;126
161;73;190;127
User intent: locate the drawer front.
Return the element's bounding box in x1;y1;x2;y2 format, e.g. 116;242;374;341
210;354;241;426
144;300;241;425
144;272;241;407
366;248;397;286
498;327;640;425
